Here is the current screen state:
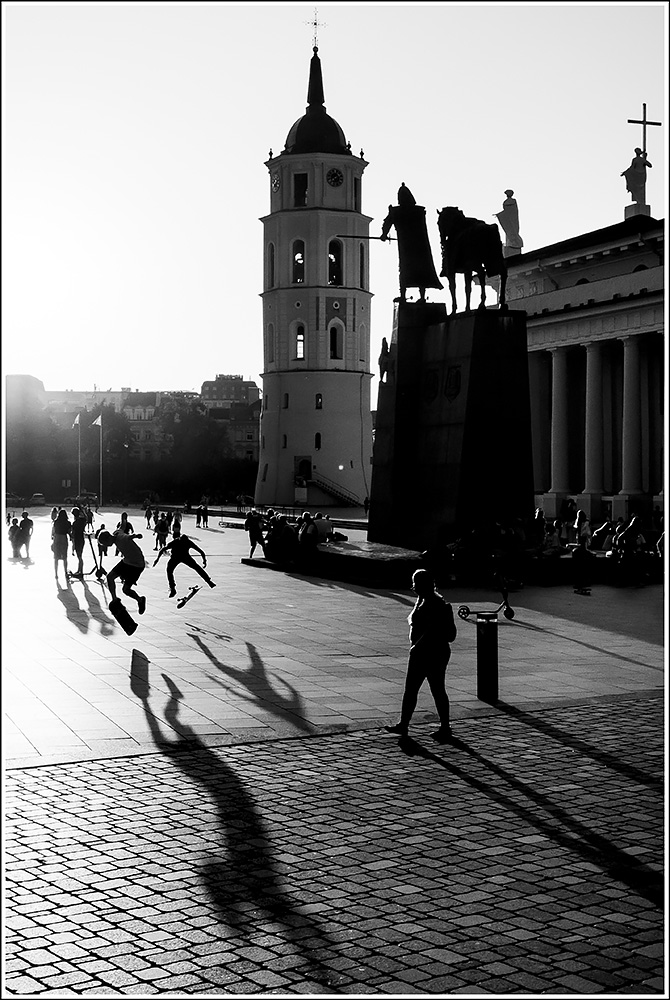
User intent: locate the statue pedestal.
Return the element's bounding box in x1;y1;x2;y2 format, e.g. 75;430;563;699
368;304;534;552
624;203;651;220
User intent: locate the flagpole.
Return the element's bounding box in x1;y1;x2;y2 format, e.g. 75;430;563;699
99;417;103;508
77;419;81;497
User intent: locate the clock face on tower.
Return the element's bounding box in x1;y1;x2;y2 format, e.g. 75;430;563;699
271;172;281;192
326;168;344;187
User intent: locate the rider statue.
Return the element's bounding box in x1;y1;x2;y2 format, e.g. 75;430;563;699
380;183;443;302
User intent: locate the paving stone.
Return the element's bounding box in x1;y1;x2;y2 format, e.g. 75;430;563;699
2;539;665;998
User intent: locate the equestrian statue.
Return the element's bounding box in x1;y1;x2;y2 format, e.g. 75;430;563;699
437;207;507;314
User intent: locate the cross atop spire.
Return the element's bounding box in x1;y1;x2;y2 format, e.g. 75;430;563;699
305;7;326;49
627;102;662;154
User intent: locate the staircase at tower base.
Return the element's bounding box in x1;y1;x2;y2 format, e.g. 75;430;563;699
368;302;534;553
309;474;361;507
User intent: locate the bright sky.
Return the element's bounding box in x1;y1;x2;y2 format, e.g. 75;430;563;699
2;2;667;397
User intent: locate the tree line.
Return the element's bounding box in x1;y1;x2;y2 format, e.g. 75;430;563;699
6;398;258;505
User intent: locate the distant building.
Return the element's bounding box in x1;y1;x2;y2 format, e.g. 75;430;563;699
200;374;261;463
200;374;260;410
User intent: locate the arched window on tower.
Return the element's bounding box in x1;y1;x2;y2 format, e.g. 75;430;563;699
296;325;305;359
292;241;305;283
328;240;343;286
315;433;322;451
268;243;275;288
359;244;366;289
294;173;308;207
330;325;343;360
267;323;275;363
315;393;323;410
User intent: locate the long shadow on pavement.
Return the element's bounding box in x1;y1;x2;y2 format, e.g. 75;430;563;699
190;636;314;734
130;649;339;991
397;736;663;908
56;581;89;634
495;700;663;790
510;617;664;672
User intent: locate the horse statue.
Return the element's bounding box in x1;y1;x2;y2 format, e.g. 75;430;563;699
437;207;507;314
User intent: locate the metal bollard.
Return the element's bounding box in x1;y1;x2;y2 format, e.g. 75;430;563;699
476;611;499;703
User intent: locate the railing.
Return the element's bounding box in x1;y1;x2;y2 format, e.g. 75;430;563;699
309;474;360;507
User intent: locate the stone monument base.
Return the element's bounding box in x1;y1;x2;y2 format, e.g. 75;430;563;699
368;303;534;552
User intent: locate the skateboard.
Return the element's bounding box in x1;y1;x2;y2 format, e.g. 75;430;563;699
108;597;138;635
177;586;201;609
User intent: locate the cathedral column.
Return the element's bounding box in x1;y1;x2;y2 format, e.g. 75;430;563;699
612;334;644;521
580;341;604;520
543;347;570;518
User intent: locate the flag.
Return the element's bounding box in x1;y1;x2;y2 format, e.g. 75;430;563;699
92;415;102;427
72;413;80;428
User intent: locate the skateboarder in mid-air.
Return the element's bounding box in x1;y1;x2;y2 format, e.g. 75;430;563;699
97;529;147;616
154;525;216;598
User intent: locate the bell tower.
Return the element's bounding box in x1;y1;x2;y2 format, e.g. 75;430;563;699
254;45;373;508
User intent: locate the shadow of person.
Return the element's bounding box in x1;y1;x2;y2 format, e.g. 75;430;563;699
191;636;313;734
56;581;90;634
129;651;336;988
79;578;115;636
395;733;663;909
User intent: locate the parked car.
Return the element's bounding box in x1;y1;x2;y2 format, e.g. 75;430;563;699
5;492;25;507
28;493;46;506
64;492;98;505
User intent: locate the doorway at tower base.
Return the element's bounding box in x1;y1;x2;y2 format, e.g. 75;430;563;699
368;303;534;553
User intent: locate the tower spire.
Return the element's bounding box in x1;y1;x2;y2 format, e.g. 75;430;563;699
306;45;325;109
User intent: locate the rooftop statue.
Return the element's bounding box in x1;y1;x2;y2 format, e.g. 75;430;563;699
437;207;507;314
495;190;524;254
380;183;443;302
621;148;652;205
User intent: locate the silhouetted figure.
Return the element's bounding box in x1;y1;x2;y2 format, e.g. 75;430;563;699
18;512;33;558
381;183;443;302
70;507;87;577
621;148;652;204
385;569;457;742
378;337;390;381
244;510;266;558
495;189;523;255
438;206;507;313
8;517;22;560
52;508;72;581
154;526;216;599
97;529;147;615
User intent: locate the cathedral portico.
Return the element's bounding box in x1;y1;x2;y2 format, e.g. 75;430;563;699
505;216;664;523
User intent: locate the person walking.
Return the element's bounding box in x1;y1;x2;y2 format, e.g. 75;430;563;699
18;511;34;558
145;506;153;529
385;569;457;742
97;529;147;615
153;525;216;598
244;509;266;558
52;508;72;582
70;507;87;578
8;517;22;559
154;513;169;551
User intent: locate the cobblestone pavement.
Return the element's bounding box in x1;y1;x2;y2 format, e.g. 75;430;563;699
2;509;667;996
4;695;665;997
